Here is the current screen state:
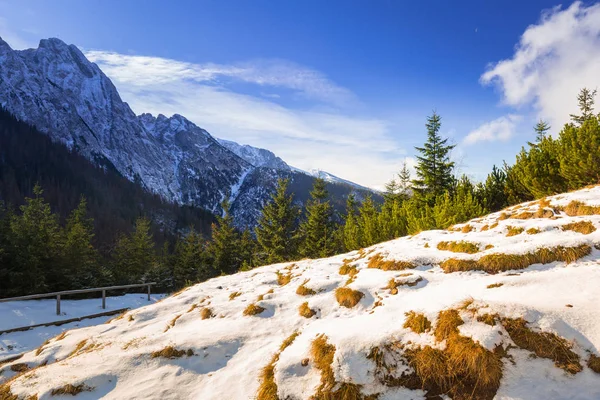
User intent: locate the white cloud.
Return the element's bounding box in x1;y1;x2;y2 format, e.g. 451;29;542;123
86;51;356;107
86;51;405;189
481;1;600;129
463;114;522;145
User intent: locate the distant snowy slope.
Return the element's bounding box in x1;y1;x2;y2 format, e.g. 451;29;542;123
217;139;291;171
3;186;600;399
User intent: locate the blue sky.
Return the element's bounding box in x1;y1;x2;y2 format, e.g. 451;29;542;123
2;0;600;189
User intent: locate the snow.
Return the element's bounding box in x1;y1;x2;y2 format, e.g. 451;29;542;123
0;294;165;359
2;187;600;399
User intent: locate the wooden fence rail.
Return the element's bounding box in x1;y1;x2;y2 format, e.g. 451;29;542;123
0;283;156;315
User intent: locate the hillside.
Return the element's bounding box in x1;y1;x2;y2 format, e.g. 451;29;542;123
3;186;600;399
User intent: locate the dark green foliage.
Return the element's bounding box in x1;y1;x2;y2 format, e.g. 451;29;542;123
342;194;361;251
412;112;456;205
480;166;508;212
208;200;242;275
173;229;207;288
239;229;256;271
298;178;338;258
112;217;155;284
255;178;299;264
533;120;551;144
558;116;600;189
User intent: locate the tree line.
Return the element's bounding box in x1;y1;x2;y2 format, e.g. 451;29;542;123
1;88;599;296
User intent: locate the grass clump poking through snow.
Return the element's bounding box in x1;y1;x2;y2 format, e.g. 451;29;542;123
506;226;524;236
501;318;582;374
51;383;94;396
434;309;463;342
436;241;480;254
298;302;316;318
229;291;241;300
588;354;600;374
562;220;597;234
276;271;292;286
296;279;316;296
335;287;364;308
339;261;358;277
387;277;423;294
367;253;414;271
526;227;541;235
200;307;214;320
564;200;600;216
243;303;266;316
441;244;591;274
150;346;194;359
403;311;431;333
461;224;473;233
256;332;300;400
487;283;504;289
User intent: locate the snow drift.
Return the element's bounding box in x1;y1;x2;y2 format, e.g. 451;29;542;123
3;186;600;399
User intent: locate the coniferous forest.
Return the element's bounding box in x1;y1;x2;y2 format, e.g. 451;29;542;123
1;88;600;297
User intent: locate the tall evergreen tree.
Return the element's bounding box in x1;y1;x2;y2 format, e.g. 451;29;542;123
298;178;337;258
533;120;551;143
558;115;600;189
397;160;412;200
412;112;456;205
342;194;361;251
63;197;99;288
173;229;205;287
570;88;597;125
481;165;508;212
358;195;380;247
239;229;256;270
255;178;299;264
113;217;155;284
208;199;241;275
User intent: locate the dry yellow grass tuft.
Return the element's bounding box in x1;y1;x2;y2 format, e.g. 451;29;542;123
506;226;524;236
562;220;596;234
441;244;591;274
487;283;504;289
403;311;431;333
502;318;582;374
50;384;93;396
481;224;490;231
339;262;358;277
296;279;316;296
484;244;494;250
200;307;214;320
490;221;499;229
588;354;600;374
436;241;479;254
424;242;430;248
387;277;423;294
276;271;292;286
164;314;182;332
256;332;300;400
229;291;241;300
498;212;509;221
243;303;266;316
477;313;497;326
461;224;473;233
150;346;194;359
511;211;535;219
526;227;541;235
564;200;600;216
10;363;29;373
298;302;316;318
335;287;364;308
367;253;414;271
310;335;337;398
434;309;463;342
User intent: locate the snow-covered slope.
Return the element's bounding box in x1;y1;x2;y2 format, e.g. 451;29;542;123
3;186;600;399
306;169;376;192
0;36;375;228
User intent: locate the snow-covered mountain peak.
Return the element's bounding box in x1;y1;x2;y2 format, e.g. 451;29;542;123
3;186;600;399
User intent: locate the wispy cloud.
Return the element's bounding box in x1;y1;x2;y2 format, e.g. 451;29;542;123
86;51;356;107
86;51;404;189
481;1;600;129
463;114;522;145
0;16;36;49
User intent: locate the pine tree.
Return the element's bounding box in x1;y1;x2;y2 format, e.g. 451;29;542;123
113;217;155;284
7;185;64;294
255;178;299;264
481;165;508;212
397;160;412;200
63;197;99;288
173;229;205;287
298;178;337;258
533;120;551;143
558;115;600;189
208;199;241;275
412;112;456;205
342;194;361;251
147;241;175;292
239;229;256;270
358;195;380;247
570;88;597;125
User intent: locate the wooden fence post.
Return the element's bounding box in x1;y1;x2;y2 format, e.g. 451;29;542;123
102;290;106;309
56;294;61;315
147;284;151;301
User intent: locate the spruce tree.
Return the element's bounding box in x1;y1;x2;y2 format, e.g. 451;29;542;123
208;199;241;275
358;195;380;247
397;160;412;200
8;185;64;294
239;229;256;270
533;120;551;143
255;178;299;264
63;197;99;288
173;229;205;287
412;112;455;205
558;115;600;189
570;88;597;125
298;178;337;258
113;217;155;284
481;165;508;212
342;194;361;251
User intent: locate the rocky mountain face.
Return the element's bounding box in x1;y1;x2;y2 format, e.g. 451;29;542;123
0;37;376;227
